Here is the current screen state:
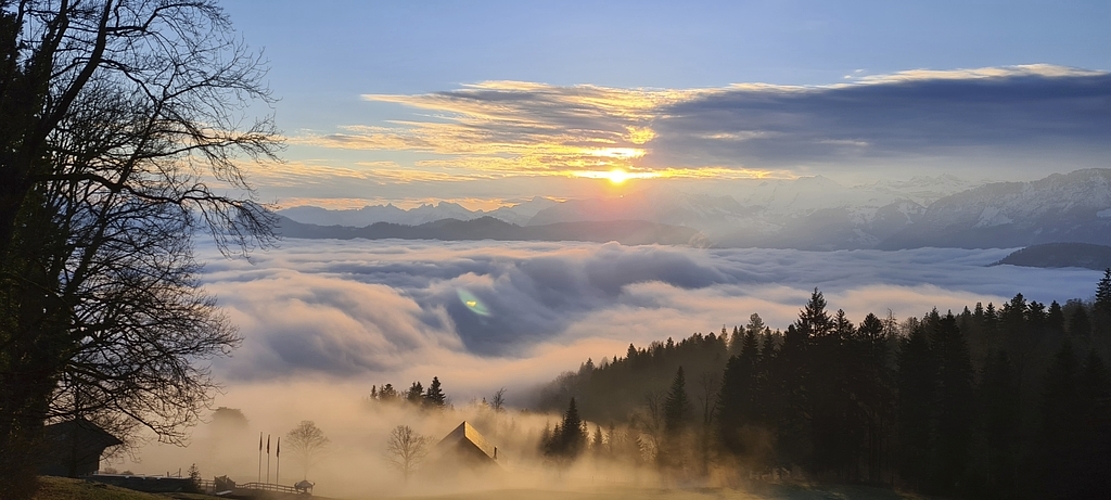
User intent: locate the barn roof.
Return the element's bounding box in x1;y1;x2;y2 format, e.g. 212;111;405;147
435;421;496;461
44;418;123;449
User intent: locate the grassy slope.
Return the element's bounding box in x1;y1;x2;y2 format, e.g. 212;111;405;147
33;477;220;500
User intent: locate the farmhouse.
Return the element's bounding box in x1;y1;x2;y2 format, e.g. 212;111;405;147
433;421;500;468
38;418;122;478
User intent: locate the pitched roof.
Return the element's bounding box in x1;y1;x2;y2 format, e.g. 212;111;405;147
435;421;496;460
44;418;123;449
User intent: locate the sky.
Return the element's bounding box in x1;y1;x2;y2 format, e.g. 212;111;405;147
220;0;1111;210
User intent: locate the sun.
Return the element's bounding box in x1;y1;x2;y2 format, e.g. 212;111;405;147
605;168;630;185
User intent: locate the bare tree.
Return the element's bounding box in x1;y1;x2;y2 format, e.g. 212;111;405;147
633;390;665;464
490;387;507;413
0;1;279;496
384;425;432;483
286;421;329;481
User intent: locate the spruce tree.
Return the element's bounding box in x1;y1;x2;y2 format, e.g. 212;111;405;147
1096;268;1111;317
1074;350;1111;497
1069;306;1091;337
559;397;586;457
1095;268;1111;335
929;312;974;494
895;323;935;491
423;377;446;407
1047;300;1066;336
1036;341;1083;499
979;350;1019;498
664;367;692;433
406;382;423;403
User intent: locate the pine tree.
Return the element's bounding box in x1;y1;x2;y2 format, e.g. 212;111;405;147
406;382;423;403
664;367;691;433
1047;300;1066;336
1069;306;1091;337
423;377;446;408
856;312;893;484
1095;268;1111;336
716;356;749;456
895;322;935;491
558;397;586;457
1096;268;1111;317
1036;341;1083;499
929;312;974;494
1076;350;1111;497
979;350;1019;498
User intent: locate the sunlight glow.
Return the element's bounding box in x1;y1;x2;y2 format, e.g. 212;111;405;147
574;168;660;184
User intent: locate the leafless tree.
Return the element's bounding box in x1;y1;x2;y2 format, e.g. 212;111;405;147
490;387;507;413
286;421;330;481
384;425;432;483
0;1;279;496
632;390;665;463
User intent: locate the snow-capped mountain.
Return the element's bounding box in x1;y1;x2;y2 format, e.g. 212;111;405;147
277;197;558;227
879;169;1111;249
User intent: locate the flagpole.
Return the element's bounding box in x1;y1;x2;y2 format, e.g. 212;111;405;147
276;436;281;485
266;434;271;484
257;432;262;484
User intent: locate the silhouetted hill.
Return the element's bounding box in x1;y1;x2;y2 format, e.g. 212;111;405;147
994;242;1111;270
274;216;704;246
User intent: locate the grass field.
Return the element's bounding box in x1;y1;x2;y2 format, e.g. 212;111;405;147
32;477;220;500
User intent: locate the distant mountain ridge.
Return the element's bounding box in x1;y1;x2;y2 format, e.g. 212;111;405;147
279;196;557;227
277;169;1111;250
274;216;704;246
994;242;1111;271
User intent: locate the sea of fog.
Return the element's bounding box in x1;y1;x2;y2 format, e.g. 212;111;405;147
113;238;1101;496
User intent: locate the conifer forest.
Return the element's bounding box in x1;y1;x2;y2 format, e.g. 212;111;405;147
536;270;1111;499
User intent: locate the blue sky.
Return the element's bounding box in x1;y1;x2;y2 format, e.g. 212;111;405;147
221;0;1111;209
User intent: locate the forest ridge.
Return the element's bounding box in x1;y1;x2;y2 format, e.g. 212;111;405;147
535;271;1111;499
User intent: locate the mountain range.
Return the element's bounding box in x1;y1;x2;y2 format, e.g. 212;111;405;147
276;169;1111;250
274;216;704;246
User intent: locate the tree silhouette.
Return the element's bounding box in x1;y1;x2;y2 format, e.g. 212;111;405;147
406;382;423;403
0;1;278;496
286;421;330;480
424;377;446;408
384;425;431;483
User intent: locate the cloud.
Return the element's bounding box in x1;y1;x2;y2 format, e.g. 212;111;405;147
200;238;1101;394
654;65;1111;170
287;65;1110;183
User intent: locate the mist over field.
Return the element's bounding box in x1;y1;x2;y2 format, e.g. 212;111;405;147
106;238;1101;497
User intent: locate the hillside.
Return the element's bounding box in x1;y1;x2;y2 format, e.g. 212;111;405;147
994;242;1111;270
33;476;214;500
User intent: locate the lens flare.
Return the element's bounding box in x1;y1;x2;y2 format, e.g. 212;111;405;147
456;289;491;316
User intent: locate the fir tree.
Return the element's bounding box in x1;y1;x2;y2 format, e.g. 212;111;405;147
1047;300;1066;336
1069;306;1091;337
1076;350;1111;496
896;323;935;491
664;367;691;433
1036;341;1083;499
929;312;974;494
553;397;586;457
406;381;423;403
979;350;1019;498
423;377;446;407
1096;268;1111;317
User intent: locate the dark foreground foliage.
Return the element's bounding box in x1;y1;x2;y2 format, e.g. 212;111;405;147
537;269;1111;499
